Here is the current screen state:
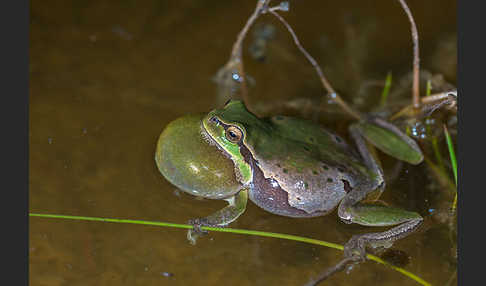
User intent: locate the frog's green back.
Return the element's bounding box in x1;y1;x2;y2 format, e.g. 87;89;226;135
269;115;354;159
217;100;367;176
215;101;370;214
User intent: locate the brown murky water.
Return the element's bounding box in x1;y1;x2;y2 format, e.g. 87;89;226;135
30;1;457;285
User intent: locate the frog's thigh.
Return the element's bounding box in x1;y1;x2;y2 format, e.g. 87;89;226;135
351;118;423;165
342;202;423;252
346;203;422;227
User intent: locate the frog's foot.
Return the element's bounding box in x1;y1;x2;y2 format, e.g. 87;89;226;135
188;218;210;234
187;218;226;245
187;218;210;245
343;234;368;263
343;218;421;263
186;190;249;245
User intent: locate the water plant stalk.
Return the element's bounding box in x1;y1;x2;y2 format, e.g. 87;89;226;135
30;212;431;286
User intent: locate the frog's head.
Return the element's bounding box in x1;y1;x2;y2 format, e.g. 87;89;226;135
201;100;259;186
155;113;242;199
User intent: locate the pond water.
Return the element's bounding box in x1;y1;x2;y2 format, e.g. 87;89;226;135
30;1;457;285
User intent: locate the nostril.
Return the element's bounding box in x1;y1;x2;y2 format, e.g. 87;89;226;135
210;117;219;124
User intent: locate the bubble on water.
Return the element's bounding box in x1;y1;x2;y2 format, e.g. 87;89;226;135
279;1;289;11
410;121;427;140
425;118;435;125
161;272;174;277
231;71;243;82
327;93;337;104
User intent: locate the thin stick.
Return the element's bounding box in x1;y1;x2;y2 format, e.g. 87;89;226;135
305;257;356;286
230;1;270;60
390;90;457;120
396;0;421;109
266;9;334;94
266;9;362;120
421;90;457;104
222;0;272;106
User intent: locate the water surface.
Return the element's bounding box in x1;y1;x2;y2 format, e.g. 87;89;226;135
30;1;457;285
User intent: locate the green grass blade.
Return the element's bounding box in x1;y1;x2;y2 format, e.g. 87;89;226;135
424;156;456;194
380;71;393;107
29;212;431;286
426;79;432;97
431;136;445;172
443;126;457;185
443;125;457;211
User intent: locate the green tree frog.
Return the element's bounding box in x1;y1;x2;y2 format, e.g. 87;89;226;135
155;100;423;261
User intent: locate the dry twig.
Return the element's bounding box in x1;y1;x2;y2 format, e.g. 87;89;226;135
396;0;421;109
214;0;272;107
391;89;457;120
304;257;357;286
264;5;362;120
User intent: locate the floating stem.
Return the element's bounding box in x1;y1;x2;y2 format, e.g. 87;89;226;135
30;212;431;286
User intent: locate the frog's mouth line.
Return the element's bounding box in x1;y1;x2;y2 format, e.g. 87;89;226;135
199;119;226;154
200;118;251;186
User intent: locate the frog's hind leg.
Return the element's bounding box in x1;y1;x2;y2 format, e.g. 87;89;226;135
337;123;423;261
188;189;248;245
353;116;423;165
339;202;423;261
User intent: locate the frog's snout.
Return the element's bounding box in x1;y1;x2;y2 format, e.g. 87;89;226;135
155;114;242;199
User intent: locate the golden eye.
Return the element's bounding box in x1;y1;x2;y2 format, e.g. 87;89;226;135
225;126;243;143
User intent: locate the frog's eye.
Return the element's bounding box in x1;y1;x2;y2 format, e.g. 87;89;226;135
225;126;243;143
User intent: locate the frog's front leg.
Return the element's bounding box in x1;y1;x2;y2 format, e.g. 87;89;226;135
338;120;423;261
188;189;248;245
